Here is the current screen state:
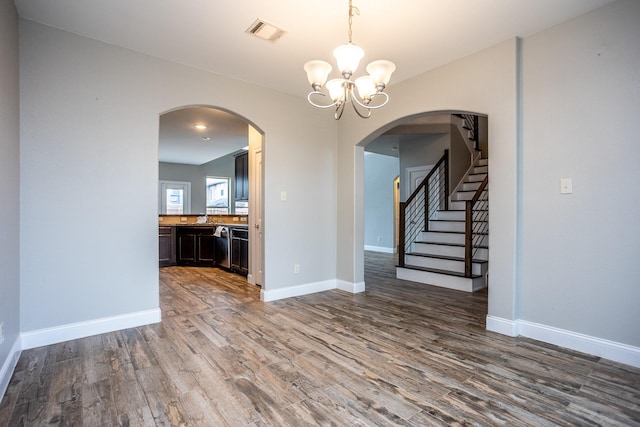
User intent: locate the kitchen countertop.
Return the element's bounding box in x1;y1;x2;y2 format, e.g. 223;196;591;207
160;223;248;228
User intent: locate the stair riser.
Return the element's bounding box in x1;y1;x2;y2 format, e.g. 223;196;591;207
473;165;488;174
413;243;488;260
419;232;464;245
453;191;487;201
429;221;465;233
477;159;488;167
429;220;488;233
449;201;488;211
466;173;487;183
419;232;488;247
462;182;482;191
435;211;487;221
405;255;485;275
396;267;487;292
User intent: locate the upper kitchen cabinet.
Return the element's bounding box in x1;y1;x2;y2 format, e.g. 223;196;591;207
235;153;249;201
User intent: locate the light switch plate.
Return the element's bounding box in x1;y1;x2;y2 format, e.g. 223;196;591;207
560;178;573;194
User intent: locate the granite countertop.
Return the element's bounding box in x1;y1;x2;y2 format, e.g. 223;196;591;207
161;223;248;228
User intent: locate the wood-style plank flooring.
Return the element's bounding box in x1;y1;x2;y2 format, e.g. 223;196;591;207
1;252;639;426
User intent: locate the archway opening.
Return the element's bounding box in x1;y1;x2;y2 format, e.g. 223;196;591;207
157;105;264;288
361;110;489;317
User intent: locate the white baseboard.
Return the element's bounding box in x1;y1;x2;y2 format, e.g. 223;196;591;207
337;280;365;294
486;315;519;337
0;336;22;402
260;279;366;302
364;245;395;254
21;308;162;350
486;315;640;368
261;280;337;302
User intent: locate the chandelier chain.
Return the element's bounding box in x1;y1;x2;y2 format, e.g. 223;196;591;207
348;0;360;44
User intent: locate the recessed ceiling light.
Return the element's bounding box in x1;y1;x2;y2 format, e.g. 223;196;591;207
201;137;211;141
194;124;207;130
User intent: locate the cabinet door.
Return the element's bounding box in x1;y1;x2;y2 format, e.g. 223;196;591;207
198;234;216;265
159;226;175;267
177;233;197;264
235;153;249;201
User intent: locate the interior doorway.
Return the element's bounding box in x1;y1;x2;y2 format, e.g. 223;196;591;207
158;105;265;287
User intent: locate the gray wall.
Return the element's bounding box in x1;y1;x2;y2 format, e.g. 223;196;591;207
0;0;20;395
519;0;640;345
364;153;399;252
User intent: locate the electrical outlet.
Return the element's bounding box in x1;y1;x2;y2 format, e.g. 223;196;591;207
180;216;188;222
0;321;4;345
294;264;300;274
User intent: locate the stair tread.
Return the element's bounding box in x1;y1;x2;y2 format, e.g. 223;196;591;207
397;265;483;279
406;252;488;264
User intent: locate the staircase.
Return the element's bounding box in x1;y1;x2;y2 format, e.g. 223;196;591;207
397;157;489;292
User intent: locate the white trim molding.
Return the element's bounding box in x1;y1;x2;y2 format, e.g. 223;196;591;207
21;308;161;350
486;315;519;337
486;315;640;368
0;336;22;401
337;280;365;294
364;245;395;254
261;280;337;302
261;279;366;302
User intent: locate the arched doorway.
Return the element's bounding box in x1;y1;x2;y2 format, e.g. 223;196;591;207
361;110;489;300
158;105;264;287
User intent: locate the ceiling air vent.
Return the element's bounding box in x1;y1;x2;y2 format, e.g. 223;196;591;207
246;19;287;42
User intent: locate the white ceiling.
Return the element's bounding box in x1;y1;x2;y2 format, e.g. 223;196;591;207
159;107;249;165
14;0;615;163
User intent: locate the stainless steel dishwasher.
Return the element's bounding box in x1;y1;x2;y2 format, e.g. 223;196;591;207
214;226;230;268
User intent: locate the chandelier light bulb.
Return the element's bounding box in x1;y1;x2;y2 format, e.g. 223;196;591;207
333;43;364;78
355;76;376;101
304;60;332;90
326;79;346;102
366;60;396;88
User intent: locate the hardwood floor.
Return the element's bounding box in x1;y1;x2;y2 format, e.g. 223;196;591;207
1;252;639;426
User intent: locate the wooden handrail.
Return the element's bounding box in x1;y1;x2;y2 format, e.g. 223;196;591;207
464;176;488;277
404;150;449;208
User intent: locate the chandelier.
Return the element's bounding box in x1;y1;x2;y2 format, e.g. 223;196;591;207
303;0;396;120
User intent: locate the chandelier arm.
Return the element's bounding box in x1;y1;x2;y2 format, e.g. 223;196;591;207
307;91;341;109
349;96;372;119
350;91;390;110
334;102;346;120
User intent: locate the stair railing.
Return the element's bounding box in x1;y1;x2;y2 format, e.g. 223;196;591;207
399;150;449;267
460;113;480;152
464;176;489;277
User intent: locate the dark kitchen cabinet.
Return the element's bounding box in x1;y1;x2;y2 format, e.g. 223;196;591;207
176;227;215;266
235;153;249;201
230;227;249;275
159;226;175;267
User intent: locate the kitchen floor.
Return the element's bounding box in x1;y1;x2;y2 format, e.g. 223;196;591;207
1;253;639;426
